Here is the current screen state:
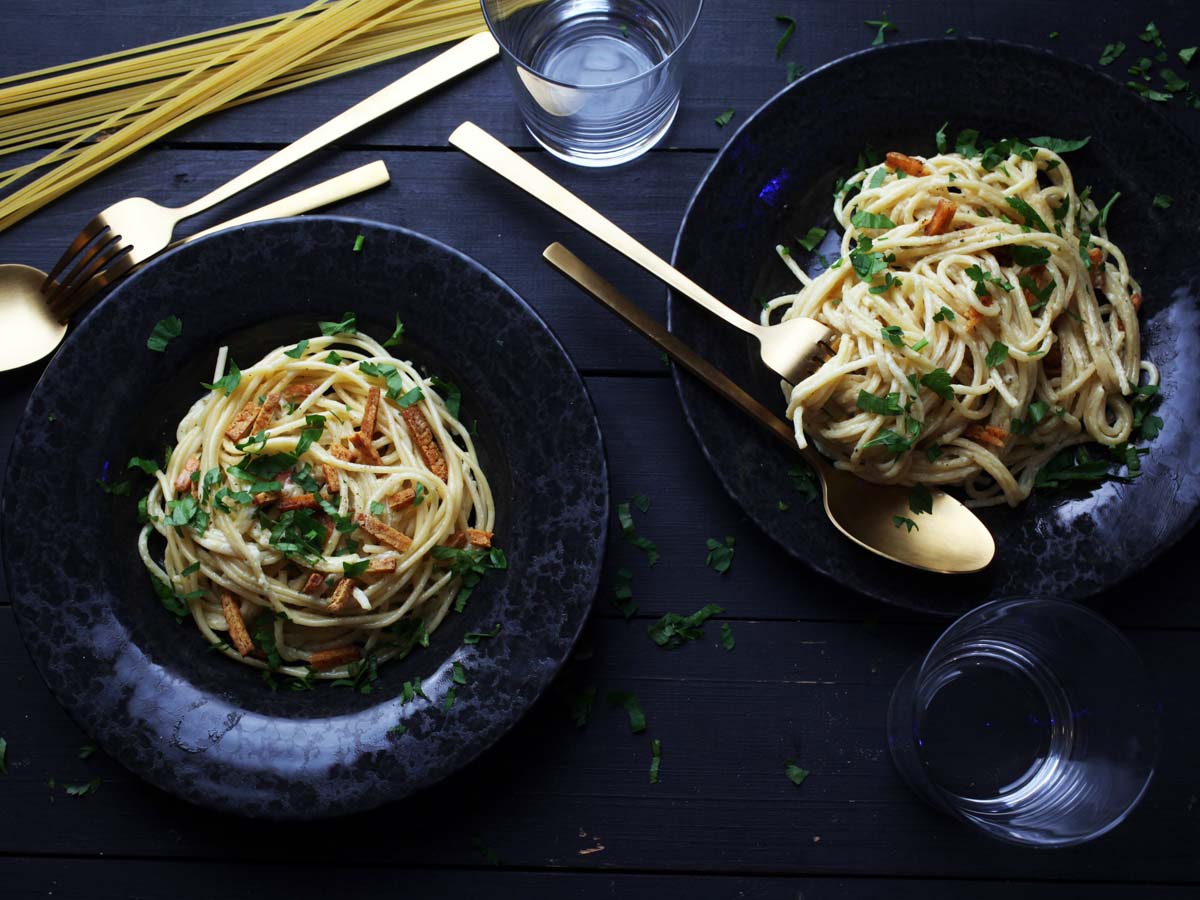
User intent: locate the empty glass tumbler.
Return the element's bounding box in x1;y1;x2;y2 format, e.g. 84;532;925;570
887;597;1159;847
481;0;703;166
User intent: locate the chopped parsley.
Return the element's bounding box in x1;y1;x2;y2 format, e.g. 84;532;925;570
442;688;457;711
324;350;344;365
567;684;597;728
775;15;796;57
909;484;933;516
1035;446;1120;489
786;61;803;83
65;778;102;798
318;312;357;336
464;623;501;644
868;167;888;189
430;376;462;418
331;654;380;694
452;661;468;685
1139;21;1162;48
935;121;949;153
720;622;736;651
920;368;954;401
617;500;659;565
1010;245;1051;267
607;690;647;733
1028;135;1091;154
892;515;918;532
856;390;903;416
0;737;7;774
412;483;426;506
401;677;428;702
932;305;956;323
96;474;131;495
284;339;309;359
1152;194;1173;210
342;559;369;577
352;234;364;252
796;226;827;252
147;316;182;352
965;265;1014;296
394;385;423;407
429;545;507;612
632;493;651;513
149;573;199;622
880;324;904;347
985;341;1009;368
649;738;662;783
850;210;896;230
704;536;735;574
382;313;405;347
852;235;892;281
648;603;724;649
201;358;241;396
865;18;896;46
612;566;638;619
1019;274;1055;313
789;463;819;502
1181;47;1197;65
1005;196;1050;232
785;759;810;786
714;108;735;128
867;271;902;295
862;429;912;456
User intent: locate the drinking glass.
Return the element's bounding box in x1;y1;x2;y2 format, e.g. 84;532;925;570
481;0;703;166
887;598;1159;847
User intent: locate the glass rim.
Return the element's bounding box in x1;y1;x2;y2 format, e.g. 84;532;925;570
480;0;705;92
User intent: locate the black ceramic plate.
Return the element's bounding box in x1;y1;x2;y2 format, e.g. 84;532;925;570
3;217;607;818
670;39;1200;615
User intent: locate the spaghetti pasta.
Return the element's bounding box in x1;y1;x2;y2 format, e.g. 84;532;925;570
764;140;1154;507
138;327;498;680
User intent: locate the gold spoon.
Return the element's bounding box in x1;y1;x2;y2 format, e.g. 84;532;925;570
543;242;996;575
0;160;390;373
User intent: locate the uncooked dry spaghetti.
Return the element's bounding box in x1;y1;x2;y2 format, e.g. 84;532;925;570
765;139;1155;507
138;324;499;681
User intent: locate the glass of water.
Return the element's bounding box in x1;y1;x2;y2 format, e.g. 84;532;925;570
481;0;703;166
887;598;1159;847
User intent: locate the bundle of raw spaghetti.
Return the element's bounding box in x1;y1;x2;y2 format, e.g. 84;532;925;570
0;0;486;232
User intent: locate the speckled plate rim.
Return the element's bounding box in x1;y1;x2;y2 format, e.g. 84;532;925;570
669;38;1200;614
2;216;609;819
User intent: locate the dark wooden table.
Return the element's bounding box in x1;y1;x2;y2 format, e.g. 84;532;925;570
3;1;1199;896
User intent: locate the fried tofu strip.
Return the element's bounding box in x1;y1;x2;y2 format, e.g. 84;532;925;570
250;392;281;434
446;529;494;550
886;151;926;177
321;462;341;494
277;493;319;511
173;456;200;494
282;382;315;401
325;577;359;615
365;557;398;575
225;401;260;441
966;424;1009;448
301;572;326;595
331;444;354;462
357;514;413;552
252;491;280;506
387;486;416;510
220;591;254;656
360;386;380;439
350;431;384;465
400;406;448;481
309;646;361;671
924;199;957;236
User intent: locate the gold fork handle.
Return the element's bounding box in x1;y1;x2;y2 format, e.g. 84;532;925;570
176;33;498;220
449;121;760;337
181;161;389;243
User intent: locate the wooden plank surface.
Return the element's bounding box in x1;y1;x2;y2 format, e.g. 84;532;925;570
1;607;1197;882
2;0;1200;893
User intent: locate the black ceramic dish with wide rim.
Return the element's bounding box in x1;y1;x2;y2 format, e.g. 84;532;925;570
2;217;608;819
670;38;1200;616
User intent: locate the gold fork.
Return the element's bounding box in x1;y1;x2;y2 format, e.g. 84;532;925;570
42;32;499;314
448;121;833;384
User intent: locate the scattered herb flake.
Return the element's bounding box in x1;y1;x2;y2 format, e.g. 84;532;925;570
201;358;241;396
865;18;895;46
785;759;810;786
382;313;405;347
612;566;638;619
607;690;647;733
851;210;897;230
318;312;357;336
648;603;724;649
146;316;182;352
720;622;735;651
789;462;819;502
649;738;663;783
284;339;308;359
464;623;502;644
0;737;6;774
775;15;796;58
796;226;827;252
1181;47;1197;66
65;778;102;798
714;108;735;128
909;484;933;516
704;535;735;574
985;341;1010;368
932;305;956;323
1152;193;1173;210
617;501;659;565
862;429;912;456
892;515;918;532
786;61;803;83
352;234;364;252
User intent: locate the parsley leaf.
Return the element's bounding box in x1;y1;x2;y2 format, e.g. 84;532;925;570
352;234;365;252
852;235;891;281
567;684;597;728
1005;196;1050;232
789;463;819;502
648;603;724;649
985;341;1009;367
775;15;796;58
430;545;507;612
284;339;308;359
201;358;241;396
96;475;131;495
880;324;904;346
382;313;405;347
617;501;659;565
851;210;897;230
1152;193;1173;210
464;623;501;644
909;484;933;515
0;737;7;774
1181;47;1197;65
318;312;357;336
1010;245;1051;267
862;429;912;455
935;121;949;153
785;759;810;786
714;108;735;128
965;265;1014;296
893;515;919;532
932;305;956;323
342;559;369;577
919;368;955;402
704;536;735;574
607;690;647;732
147;316;182;352
632;493;651;513
796;226;827;252
65;778;102;798
1028;135;1091;154
430;376;461;418
856;390;904;416
865;18;895;45
786;61;804;83
649;738;662;783
149;573;192;622
720;622;735;651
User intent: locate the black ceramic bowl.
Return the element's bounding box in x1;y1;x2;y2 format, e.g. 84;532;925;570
3;217;608;818
670;39;1200;615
